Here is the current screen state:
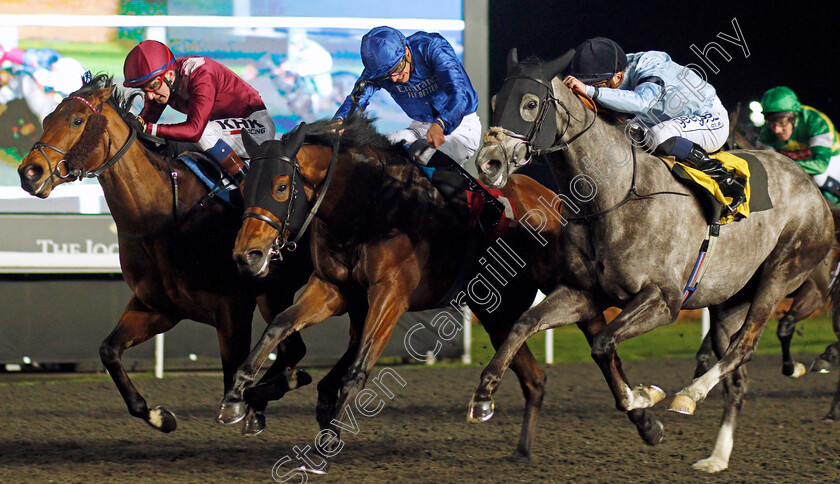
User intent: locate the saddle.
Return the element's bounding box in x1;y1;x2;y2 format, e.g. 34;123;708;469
662;151;772;225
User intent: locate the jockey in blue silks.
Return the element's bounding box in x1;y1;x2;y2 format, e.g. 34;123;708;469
564;37;746;215
336;26;513;233
335;26;480;167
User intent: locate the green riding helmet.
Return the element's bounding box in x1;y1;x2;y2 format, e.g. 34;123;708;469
760;86;801;115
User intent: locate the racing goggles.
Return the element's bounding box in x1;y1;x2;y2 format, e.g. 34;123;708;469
140;75;165;92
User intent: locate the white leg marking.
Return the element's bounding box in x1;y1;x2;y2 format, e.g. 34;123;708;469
148;408;164;428
626;384;666;411
692;419;734;473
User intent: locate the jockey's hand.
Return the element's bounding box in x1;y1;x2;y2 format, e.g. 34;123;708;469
135;115;147;132
427;122;445;149
563;75;587;95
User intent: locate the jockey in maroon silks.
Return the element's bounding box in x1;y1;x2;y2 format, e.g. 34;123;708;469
123;40;275;178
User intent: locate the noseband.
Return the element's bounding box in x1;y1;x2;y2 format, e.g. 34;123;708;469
30;95;136;183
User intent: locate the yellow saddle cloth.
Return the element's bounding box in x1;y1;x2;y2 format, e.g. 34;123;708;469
666;152;751;225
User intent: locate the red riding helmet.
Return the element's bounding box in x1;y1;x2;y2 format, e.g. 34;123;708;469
123;40;176;88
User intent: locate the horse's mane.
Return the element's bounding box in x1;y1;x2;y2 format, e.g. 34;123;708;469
65;72;172;172
295;115;405;162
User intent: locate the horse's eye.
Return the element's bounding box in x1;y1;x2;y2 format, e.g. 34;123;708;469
527;100;538;110
73;117;84;126
276;184;287;193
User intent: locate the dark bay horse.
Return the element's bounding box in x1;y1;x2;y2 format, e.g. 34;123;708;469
217;117;569;461
470;50;834;472
16;75;312;435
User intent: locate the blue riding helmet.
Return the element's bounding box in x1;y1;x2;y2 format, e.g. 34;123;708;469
360;27;407;79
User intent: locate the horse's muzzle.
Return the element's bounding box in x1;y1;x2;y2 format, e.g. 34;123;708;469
18;161;50;198
233;248;270;278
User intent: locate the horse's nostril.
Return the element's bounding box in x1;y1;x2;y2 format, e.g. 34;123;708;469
482;159;501;174
246;250;263;265
21;164;44;182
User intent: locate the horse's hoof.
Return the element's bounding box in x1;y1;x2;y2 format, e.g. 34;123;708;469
297;461;330;475
783;362;807;378
668;394;696;415
692;456;728;473
638;418;664;446
242;410;266;437
217;400;248;425
467;396;495;423
506;450;530;463
147;406;177;433
289;368;313;390
823;412;837;422
810;358;832;374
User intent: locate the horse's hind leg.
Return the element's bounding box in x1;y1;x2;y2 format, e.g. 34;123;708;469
692;302;750;473
99;296;178;433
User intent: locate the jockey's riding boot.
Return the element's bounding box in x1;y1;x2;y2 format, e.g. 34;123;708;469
207;139;247;185
683;143;747;216
426;150;511;233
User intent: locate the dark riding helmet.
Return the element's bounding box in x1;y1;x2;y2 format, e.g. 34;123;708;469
360;26;407;79
123;40;176;88
568;37;627;84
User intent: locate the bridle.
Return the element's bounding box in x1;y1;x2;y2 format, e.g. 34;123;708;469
29;95;137;183
491;73;687;222
494;75;598;167
242;133;340;260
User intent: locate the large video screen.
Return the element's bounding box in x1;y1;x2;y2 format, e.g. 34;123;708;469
0;1;464;215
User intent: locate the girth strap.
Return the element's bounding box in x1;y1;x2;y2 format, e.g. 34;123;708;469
682;222;720;307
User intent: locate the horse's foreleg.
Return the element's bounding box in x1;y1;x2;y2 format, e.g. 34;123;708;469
478;283;547;460
99;296;178;433
468;286;599;424
316;304;365;434
574;315;664;446
320;288;409;456
812;305;840;374
590;284;678;413
779;278;822;377
217;275;346;425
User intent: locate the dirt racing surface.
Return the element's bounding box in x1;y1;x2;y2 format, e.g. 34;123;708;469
2;354;839;483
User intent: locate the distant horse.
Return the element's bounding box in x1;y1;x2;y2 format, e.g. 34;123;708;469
16;74;312;435
470;50;834;472
217;116;570;461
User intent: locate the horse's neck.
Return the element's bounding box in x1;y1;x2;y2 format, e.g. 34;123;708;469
550;85;638;217
97;120;189;234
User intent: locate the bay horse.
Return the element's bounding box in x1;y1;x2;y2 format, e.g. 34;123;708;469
469;49;835;472
16;74;313;436
217;116;570;461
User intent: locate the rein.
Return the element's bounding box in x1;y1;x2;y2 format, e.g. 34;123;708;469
498;76;688;222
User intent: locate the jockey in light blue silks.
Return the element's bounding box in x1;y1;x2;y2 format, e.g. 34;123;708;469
563;37;746;215
335;26;513;233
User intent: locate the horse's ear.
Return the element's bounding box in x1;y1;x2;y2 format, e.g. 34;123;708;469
543;48;575;81
241;129;261;158
285;122;307;155
94;85;115;105
506;48;519;73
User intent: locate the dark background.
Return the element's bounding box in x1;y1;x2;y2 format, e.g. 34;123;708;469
488;0;839;124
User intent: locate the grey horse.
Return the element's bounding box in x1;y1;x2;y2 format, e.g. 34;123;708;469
468;49;834;473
